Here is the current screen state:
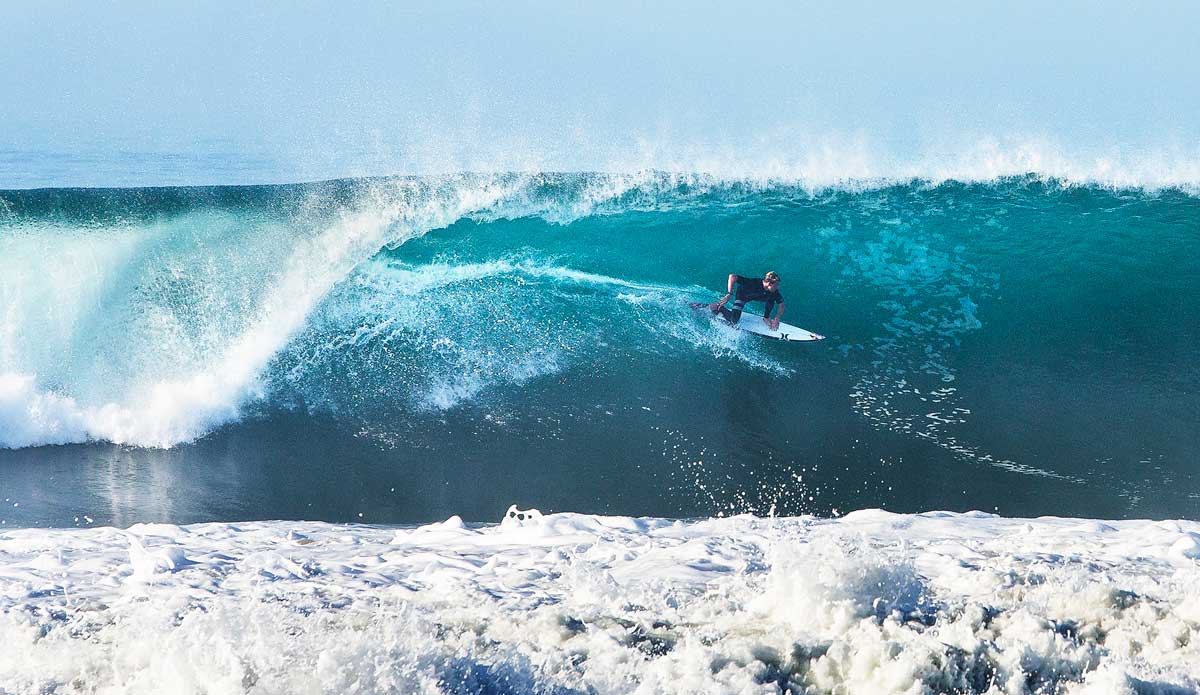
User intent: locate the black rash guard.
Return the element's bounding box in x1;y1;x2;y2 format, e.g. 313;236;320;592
732;275;784;317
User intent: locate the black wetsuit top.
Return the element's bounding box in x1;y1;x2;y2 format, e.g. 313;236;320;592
733;275;784;317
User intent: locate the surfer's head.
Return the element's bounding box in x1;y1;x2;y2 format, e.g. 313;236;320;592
763;271;780;288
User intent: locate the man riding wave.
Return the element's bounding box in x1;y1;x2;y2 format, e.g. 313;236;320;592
709;271;785;331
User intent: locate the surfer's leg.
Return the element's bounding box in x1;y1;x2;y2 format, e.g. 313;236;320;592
723;299;747;325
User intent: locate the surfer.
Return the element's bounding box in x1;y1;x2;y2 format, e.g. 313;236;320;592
709;271;785;330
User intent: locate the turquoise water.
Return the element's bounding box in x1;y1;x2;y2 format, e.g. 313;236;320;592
1;174;1197;525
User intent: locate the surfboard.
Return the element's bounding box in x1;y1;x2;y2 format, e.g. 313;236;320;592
689;302;825;342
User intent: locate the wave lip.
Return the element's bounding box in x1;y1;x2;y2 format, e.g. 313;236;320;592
543;136;1200;194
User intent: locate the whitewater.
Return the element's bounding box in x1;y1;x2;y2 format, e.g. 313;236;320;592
2;509;1199;694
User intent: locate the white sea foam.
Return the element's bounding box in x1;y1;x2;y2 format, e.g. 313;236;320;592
0;509;1197;694
579;136;1200;195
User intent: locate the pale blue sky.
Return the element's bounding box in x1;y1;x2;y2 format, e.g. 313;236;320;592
2;1;1197;185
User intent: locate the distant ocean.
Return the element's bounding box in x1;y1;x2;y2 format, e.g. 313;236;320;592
1;154;1198;693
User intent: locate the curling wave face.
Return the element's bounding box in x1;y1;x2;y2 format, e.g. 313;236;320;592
1;172;1198;519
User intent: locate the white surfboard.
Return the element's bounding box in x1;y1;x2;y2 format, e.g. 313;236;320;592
690;302;825;342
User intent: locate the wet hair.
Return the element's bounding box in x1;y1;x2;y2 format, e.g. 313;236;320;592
763;271;780;284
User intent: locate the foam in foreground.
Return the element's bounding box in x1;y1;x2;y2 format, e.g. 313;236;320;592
2;509;1198;694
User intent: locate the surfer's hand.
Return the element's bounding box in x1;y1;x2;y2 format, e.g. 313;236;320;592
767;317;780;330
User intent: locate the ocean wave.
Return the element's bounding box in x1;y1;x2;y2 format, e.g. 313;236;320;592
1;170;1196;479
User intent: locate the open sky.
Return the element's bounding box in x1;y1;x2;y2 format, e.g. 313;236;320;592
2;1;1198;185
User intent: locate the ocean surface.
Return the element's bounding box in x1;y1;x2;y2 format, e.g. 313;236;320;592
2;167;1199;693
1;172;1197;527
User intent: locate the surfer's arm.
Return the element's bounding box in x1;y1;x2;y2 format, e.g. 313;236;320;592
715;274;738;307
765;302;785;330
